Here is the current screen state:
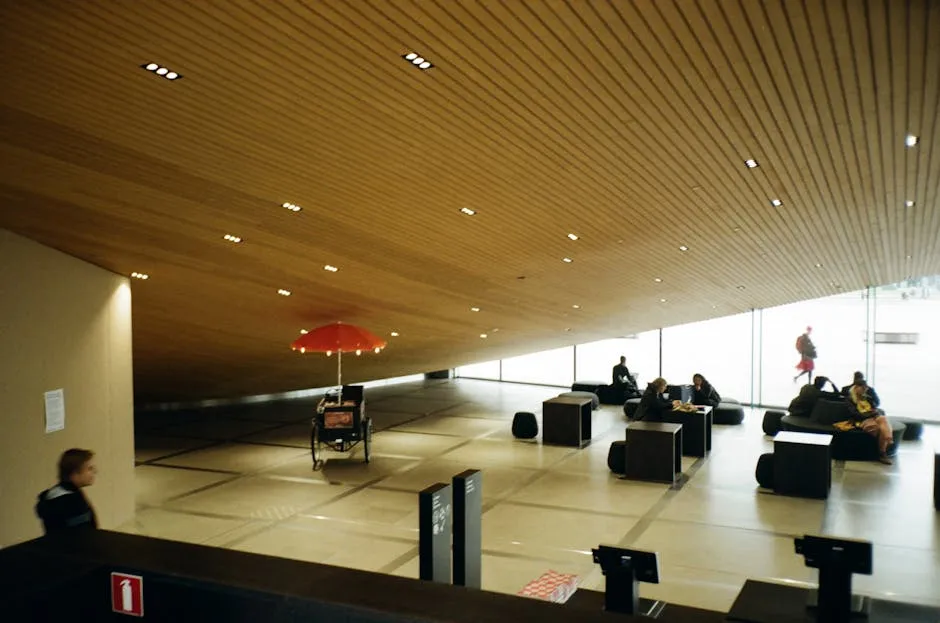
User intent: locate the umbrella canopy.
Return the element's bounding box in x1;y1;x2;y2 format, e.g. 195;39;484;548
291;322;387;354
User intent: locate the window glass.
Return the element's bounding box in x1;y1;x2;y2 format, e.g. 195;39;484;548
661;312;752;401
501;346;574;387
454;360;500;380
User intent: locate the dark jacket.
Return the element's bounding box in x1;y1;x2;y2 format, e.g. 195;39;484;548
612;364;634;387
35;482;97;535
841;384;880;408
787;384;821;418
635;385;671;422
692;381;721;407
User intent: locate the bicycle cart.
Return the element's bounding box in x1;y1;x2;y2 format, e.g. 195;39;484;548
311;385;372;469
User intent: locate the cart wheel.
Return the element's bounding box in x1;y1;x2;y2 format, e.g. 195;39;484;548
310;423;320;470
363;417;372;463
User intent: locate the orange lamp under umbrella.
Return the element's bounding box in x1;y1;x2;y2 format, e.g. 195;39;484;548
291;322;387;401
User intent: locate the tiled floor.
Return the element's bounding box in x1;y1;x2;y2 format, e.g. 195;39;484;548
125;379;940;613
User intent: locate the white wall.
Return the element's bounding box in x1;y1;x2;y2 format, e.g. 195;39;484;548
0;229;135;546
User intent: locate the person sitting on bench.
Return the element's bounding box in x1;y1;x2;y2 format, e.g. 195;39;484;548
787;376;841;417
847;379;893;465
841;371;880;407
612;356;639;398
634;377;679;422
691;373;721;407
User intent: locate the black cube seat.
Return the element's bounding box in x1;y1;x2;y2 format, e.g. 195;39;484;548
512;412;538;439
557;391;600;410
780;415;906;461
713;402;745;425
623;398;641;418
607;440;627;474
572;380;606;393
894;417;924;441
762;410;786;436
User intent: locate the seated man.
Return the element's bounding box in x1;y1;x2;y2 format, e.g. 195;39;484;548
612;356;639;398
635;377;680;422
841;371;880;407
788;376;841;417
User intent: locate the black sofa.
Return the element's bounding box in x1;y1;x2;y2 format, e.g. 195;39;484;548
780;398;906;460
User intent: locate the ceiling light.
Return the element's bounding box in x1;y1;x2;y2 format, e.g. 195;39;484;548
567;233;579;241
678;245;689;252
572;304;581;309
130;272;149;280
711;305;717;309
223;234;242;243
654;278;662;283
300;329;308;334
737;285;746;290
744;159;759;168
906;255;912;260
562;257;573;263
277;289;291;296
141;62;182;81
905;134;918;147
282;202;302;212
659;298;667;303
564;328;571;332
479;333;487;339
905;200;915;208
323;265;339;272
771;199;783;207
390;331;399;337
814;263;822;268
470;307;480;312
459;207;476;216
402;52;434;71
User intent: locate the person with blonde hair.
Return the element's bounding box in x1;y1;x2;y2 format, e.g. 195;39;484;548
847;379;894;465
634;377;679;422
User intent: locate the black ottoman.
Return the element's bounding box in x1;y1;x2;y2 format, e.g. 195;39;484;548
895;417;924;441
512;412;538;439
780;415;906;460
762;410;786;436
755;453;774;489
623;398;641;418
572;380;606;393
607;440;627;474
557;391;600;410
714;402;745;425
723;398;741;404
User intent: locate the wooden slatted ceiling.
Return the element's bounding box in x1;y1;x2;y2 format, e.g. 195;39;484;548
1;0;938;401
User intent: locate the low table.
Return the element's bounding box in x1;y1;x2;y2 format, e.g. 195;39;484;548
774;431;832;499
623;422;683;484
664;406;713;457
542;396;593;448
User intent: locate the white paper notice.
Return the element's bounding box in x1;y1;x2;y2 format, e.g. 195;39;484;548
44;388;66;433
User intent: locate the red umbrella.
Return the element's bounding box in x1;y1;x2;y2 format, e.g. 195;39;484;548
291;322;387;400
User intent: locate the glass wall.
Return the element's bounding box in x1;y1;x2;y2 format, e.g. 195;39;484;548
662;312;753;402
451;274;940;423
454;360;500;380
759;290;868;408
502;346;574;387
872;275;940;419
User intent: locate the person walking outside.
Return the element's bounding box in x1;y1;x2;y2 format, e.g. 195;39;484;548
793;326;817;383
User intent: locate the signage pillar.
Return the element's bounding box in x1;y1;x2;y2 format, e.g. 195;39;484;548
419;482;452;583
452;469;482;588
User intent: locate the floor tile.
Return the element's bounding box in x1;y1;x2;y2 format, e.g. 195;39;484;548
135;464;235;506
392;415;505;437
115;508;252;545
135;435;215;462
513;471;668;517
154;443;310;473
440;437;576;470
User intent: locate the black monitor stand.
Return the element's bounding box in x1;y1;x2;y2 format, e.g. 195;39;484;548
592;546;663;618
795;535;873;623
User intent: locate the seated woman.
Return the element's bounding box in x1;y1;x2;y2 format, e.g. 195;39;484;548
847;381;894;465
691;373;721;407
634;377;679;422
787;376;840;417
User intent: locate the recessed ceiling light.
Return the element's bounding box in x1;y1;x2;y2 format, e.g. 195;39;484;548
390;331;399;337
737;285;746;290
223;234;242;243
659;298;667;303
277;289;291;296
678;245;689;252
654;278;663;283
814;263;822;268
459;207;476;216
300;329;308;334
402;52;434;70
732;226;742;232
323;264;339;272
562;257;573;263
130;272;149;280
905;200;915;208
141;62;182;81
572;304;581;309
564;328;571;332
771;199;783;207
282;202;302;212
479;333;488;339
567;233;579;241
470;307;480;312
744;159;759;168
906;255;912;260
711;305;717;309
905;134;918;147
